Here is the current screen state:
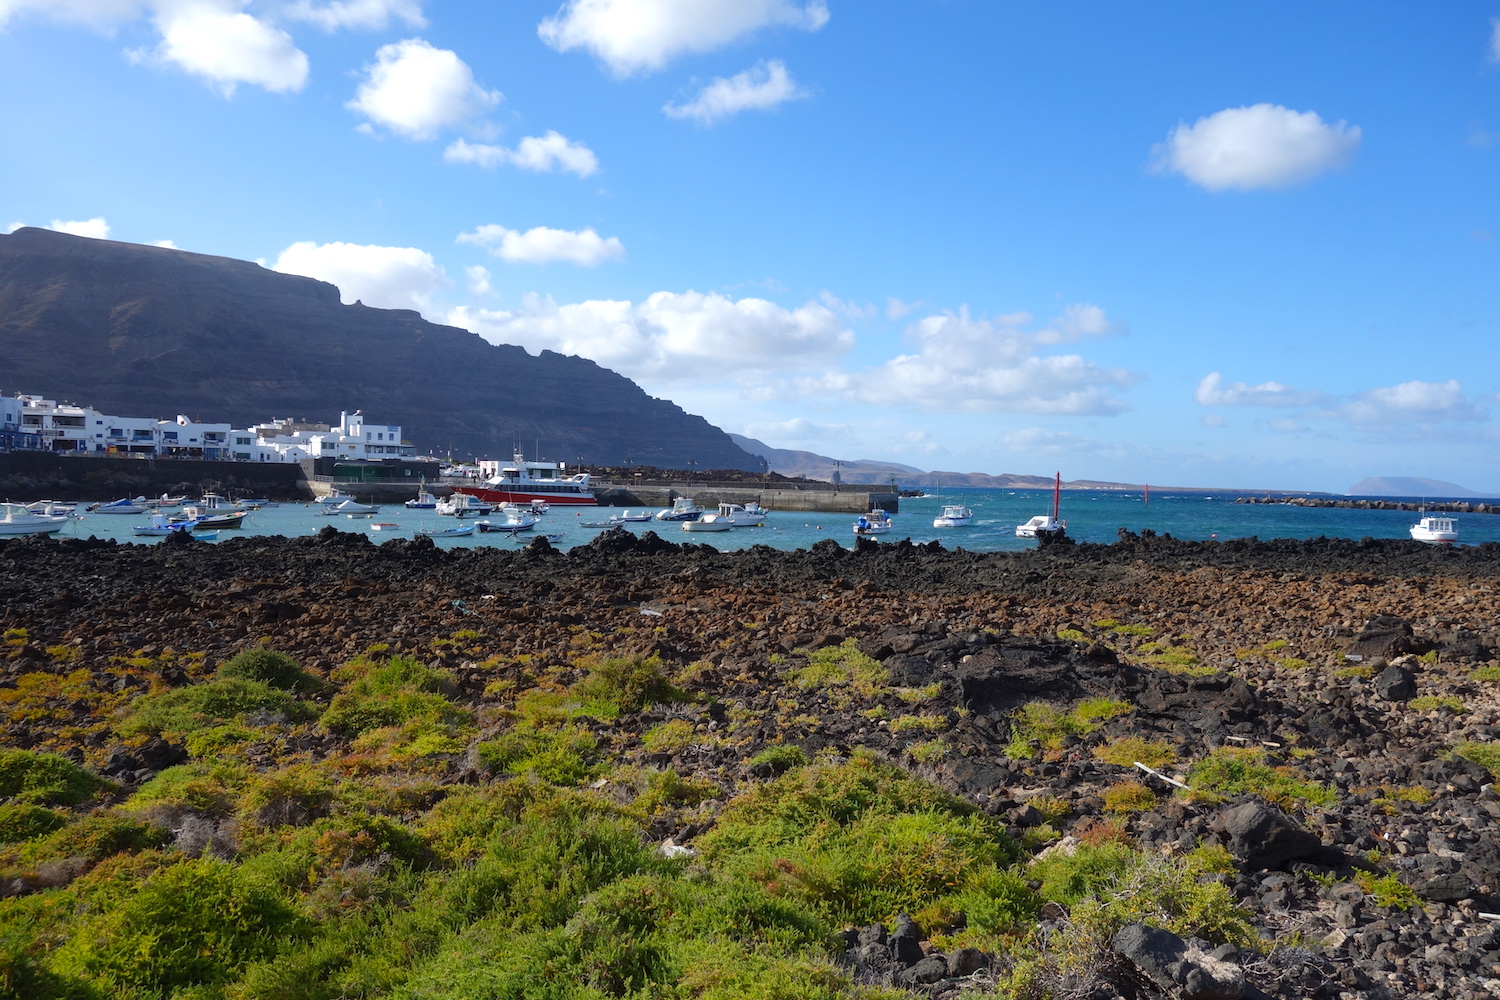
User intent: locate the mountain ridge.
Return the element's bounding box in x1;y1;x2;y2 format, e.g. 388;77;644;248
0;228;761;469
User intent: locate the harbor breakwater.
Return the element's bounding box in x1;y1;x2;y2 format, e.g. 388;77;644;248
1236;495;1500;515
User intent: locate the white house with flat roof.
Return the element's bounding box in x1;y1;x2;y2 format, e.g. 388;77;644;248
246;411;413;463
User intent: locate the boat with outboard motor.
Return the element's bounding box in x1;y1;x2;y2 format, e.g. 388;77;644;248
715;503;765;527
451;452;596;507
853;509;893;536
682;513;733;532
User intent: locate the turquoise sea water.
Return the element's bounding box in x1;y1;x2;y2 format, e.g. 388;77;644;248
36;489;1500;552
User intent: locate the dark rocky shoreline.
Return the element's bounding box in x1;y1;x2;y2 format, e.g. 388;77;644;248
3;528;1500;998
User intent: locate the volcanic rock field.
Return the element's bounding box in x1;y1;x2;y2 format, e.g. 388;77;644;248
1;527;1499;999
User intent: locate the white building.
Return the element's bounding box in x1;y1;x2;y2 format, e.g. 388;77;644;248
14;395;96;452
154;415;231;460
245;411;413;463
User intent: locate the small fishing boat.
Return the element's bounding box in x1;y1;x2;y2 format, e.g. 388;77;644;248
608;509;653;523
91;497;151;514
933;505;973;528
171;506;249;529
654;497;703;521
323;499;378;516
1410;514;1458;544
1015;473;1067;543
715;503;765;527
314;487;356;506
437;494;493;517
682;513;732;532
405;488;440;510
345;511;375;519
0;503;69;536
417;523;476;537
133;512;197;536
853;509;893;536
369;522;402;532
24;500;76;516
476;512;538;533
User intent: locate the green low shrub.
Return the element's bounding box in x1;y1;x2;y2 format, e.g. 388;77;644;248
0;804;70;844
0;750;109;806
217;648;318;693
747;745;809;776
128;760;253;817
1006;698;1132;760
1186;748;1335;808
475;725;601;786
121;678;309;740
321;656;469;739
571;654;687;717
786;641;888;697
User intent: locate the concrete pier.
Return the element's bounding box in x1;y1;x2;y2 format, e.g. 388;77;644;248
592;484;898;514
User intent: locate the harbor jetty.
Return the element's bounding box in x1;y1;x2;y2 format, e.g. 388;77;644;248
1235;495;1499;515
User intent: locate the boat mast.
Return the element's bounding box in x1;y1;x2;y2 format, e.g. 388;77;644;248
1144;482;1149;507
1052;472;1061;521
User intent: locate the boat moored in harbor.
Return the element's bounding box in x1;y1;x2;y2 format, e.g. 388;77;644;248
1015;473;1068;544
1410;515;1458;544
451;452;596;507
933;505;973;528
0;503;69;536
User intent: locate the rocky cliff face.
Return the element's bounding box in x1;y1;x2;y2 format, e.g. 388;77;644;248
0;228;761;468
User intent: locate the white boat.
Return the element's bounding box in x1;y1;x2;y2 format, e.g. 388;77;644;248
1410;515;1458;544
682;513;732;532
145;494;187;508
654;497;703;521
369;522;401;532
134;512;198;536
405;488;439;510
608;509;653;523
437;494;493;517
314;487;356;506
450;451;596;507
91;497;151;514
716;503;765;527
933;504;973;528
853;509;893;535
234;497;271;508
417;523;476;537
171;506;249;529
476;512;538;533
194;493;242;511
323;499;378;516
24;500;76;515
0;503;69;536
1016;473;1068;542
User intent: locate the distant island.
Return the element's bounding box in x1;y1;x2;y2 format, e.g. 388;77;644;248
1348;476;1485;498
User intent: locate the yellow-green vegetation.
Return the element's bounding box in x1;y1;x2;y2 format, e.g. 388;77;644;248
909;740;948;764
1452;741;1500;776
1368;785;1433;815
641;719;697;754
1108;623;1154;637
1275;657;1310;670
1409;695;1465;713
894;683;942;704
1093;735;1176;769
1056;628;1089;642
1136;642;1216;676
1355;870;1420;910
1185;747;1336;809
1101;780;1157;813
1473;665;1500;682
1005;698;1131;760
888;713;948;735
0;643;1266;1000
787;640;888;697
1335;665;1373;680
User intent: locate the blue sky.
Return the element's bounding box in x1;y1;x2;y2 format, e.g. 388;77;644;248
3;1;1499;492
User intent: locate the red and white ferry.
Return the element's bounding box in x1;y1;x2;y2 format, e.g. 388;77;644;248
451;452;597;507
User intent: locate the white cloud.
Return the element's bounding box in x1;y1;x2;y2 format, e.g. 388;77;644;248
538;0;829;77
456;223;624;266
1034;302;1118;344
446;289;853;382
0;0;143;30
1199;413;1226;428
663;59;807;125
48;217;111;238
742;417;847;444
802;306;1140;415
135;0;309;96
284;0;425;31
272;240;451;311
1341;379;1486;425
465;264;492;296
150;238;179;248
1194;372;1328;408
1151;103;1360;191
349;38;500;140
886;297;921;320
444;131;599;177
3;221;24;234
